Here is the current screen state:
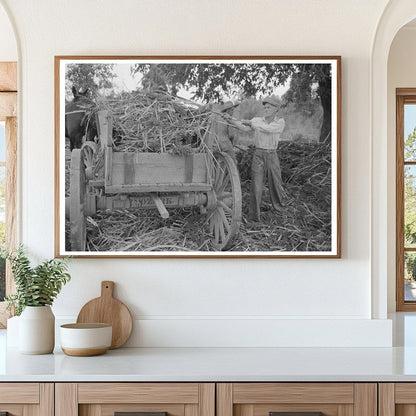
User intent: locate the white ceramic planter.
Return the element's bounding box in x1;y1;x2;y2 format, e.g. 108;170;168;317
19;306;55;354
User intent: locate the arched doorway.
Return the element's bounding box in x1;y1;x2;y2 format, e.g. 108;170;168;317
388;22;416;313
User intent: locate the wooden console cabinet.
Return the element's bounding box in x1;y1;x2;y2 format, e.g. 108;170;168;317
3;381;416;416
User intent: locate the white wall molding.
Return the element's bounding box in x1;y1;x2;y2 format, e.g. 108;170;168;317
55;317;392;348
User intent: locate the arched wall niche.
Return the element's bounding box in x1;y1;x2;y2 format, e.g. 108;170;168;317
0;0;19;327
0;0;18;61
371;0;416;318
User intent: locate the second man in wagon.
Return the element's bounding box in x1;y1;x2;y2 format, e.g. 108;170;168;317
210;101;240;164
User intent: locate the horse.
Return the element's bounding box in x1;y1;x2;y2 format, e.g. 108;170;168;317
65;86;97;151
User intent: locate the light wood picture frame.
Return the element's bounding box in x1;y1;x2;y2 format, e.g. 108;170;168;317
55;56;341;258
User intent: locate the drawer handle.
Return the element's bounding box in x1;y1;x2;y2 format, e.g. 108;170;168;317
115;413;168;416
270;413;323;416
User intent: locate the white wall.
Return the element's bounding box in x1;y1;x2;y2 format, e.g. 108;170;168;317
0;3;16;61
387;26;416;312
0;0;394;347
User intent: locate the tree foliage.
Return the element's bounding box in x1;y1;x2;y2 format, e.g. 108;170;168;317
133;63;295;101
405;127;416;251
282;64;331;142
132;63;332;141
405;126;416;160
405;252;416;281
401;127;416;282
65;64;116;100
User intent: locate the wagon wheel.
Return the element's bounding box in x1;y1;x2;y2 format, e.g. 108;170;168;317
69;149;87;251
207;152;242;250
81;141;97;180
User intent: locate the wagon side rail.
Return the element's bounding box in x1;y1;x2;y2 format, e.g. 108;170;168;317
95;109;212;194
96;110;113;187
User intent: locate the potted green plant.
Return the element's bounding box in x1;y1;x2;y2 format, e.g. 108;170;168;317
4;246;71;354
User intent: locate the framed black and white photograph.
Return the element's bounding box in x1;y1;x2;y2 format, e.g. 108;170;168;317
55;56;341;258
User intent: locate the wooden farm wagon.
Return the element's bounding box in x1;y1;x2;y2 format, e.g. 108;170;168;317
69;110;242;252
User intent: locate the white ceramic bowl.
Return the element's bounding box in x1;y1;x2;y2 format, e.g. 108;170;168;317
60;323;112;356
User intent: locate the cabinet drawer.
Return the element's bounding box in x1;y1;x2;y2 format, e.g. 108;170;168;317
0;383;53;415
78;383;200;404
217;383;376;416
56;383;215;416
379;383;416;415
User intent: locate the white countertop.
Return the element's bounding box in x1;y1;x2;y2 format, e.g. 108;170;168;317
2;345;416;382
3;313;416;382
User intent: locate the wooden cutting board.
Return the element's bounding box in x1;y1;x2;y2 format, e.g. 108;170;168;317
76;281;133;349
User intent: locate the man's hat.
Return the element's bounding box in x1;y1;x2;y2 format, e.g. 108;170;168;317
221;101;239;112
262;96;281;107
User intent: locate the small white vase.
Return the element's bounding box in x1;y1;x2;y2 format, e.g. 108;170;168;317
19;306;55;354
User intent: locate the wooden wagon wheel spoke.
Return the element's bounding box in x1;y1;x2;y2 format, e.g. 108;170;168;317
218;208;231;232
214;164;226;189
217;191;233;201
208;212;215;235
218;200;232;214
217;174;231;195
218;217;226;242
213;214;220;245
81;142;97;167
69;149;87;251
207;152;242;250
81;141;97;180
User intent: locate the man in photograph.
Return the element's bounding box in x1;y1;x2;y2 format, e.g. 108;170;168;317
224;96;291;222
212;101;239;164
